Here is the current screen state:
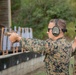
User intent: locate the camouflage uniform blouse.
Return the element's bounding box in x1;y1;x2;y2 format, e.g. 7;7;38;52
20;37;73;75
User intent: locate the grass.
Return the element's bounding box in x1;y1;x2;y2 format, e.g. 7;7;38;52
34;71;46;75
69;56;74;75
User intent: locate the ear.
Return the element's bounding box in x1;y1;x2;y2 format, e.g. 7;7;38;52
52;26;60;36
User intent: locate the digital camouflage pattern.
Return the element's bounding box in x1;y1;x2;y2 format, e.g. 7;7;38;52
20;37;73;75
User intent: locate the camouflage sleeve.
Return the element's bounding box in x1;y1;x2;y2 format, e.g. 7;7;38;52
20;38;48;53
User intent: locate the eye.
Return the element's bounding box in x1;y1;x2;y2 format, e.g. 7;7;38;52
48;28;52;32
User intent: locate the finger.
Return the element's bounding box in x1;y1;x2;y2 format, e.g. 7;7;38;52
4;32;12;36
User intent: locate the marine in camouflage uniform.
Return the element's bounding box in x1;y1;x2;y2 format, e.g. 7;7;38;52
20;37;73;75
9;19;76;75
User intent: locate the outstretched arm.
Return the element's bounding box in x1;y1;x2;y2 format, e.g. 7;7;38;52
9;32;48;53
20;38;47;53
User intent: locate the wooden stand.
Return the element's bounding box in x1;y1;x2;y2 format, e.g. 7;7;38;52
21;48;24;52
0;25;5;50
12;47;18;53
2;50;8;55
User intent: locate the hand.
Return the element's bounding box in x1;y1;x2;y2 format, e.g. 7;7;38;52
9;32;21;43
72;37;76;50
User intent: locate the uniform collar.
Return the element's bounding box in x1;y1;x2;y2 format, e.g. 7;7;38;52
49;37;65;41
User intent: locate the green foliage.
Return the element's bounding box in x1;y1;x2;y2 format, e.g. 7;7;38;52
12;0;76;39
65;22;76;40
68;0;76;18
11;0;21;13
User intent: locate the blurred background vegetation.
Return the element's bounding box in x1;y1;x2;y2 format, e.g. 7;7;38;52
11;0;76;40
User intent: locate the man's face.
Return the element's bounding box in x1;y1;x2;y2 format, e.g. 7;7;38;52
47;22;55;39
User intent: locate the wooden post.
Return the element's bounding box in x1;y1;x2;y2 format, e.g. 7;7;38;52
2;28;8;55
0;25;5;50
0;28;4;51
0;0;11;27
8;0;12;27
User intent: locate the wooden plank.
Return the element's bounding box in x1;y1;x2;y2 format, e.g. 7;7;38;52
2;28;8;55
7;28;12;51
24;28;29;38
29;28;33;38
0;27;4;50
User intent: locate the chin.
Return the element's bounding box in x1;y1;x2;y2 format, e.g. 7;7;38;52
49;37;52;39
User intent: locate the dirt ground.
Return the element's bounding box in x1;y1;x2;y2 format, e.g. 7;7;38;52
25;66;46;75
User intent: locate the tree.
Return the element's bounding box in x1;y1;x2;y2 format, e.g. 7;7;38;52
12;0;75;39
